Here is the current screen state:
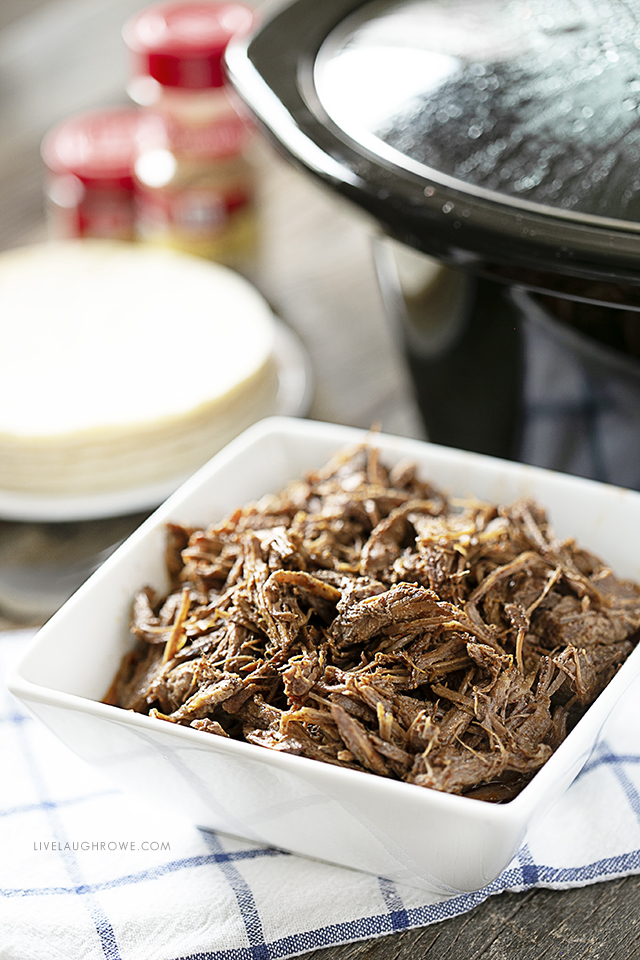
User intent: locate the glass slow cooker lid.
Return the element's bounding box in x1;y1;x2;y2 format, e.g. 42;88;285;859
227;0;640;280
315;0;640;222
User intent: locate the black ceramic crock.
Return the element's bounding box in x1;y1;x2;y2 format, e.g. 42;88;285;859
226;0;640;489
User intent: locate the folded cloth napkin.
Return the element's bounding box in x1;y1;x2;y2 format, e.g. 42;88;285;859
3;627;640;960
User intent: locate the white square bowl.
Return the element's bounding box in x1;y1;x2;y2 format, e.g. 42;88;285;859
8;417;640;894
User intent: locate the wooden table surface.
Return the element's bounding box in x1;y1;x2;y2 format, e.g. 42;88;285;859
0;1;638;956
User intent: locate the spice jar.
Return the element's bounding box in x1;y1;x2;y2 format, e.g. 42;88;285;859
123;0;259;278
41;107;141;241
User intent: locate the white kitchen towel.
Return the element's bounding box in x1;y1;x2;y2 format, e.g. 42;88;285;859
3;626;640;960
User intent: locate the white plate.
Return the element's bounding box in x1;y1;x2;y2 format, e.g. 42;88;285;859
0;320;313;523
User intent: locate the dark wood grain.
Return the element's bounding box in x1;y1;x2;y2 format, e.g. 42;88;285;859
295;877;640;959
1;0;640;953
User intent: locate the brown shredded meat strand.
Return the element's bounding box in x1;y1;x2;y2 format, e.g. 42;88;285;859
104;443;640;802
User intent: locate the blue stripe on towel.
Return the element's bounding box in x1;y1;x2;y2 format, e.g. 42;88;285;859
12;699;124;960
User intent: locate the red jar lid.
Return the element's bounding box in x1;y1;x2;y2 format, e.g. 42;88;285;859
41;107;141;190
123;1;254;90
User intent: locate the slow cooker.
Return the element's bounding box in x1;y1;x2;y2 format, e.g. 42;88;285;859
226;0;640;490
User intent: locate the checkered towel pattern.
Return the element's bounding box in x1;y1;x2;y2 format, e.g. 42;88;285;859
3;627;640;960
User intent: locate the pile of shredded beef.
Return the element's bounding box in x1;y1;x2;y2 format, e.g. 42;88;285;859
104;443;640;801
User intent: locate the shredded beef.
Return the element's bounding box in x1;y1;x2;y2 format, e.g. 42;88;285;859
104;442;640;801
